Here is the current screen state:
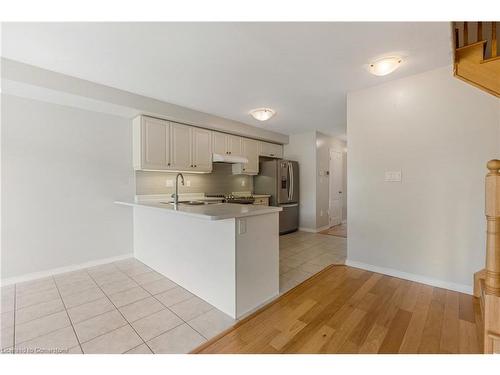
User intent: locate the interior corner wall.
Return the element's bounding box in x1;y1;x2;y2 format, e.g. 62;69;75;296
284;132;317;230
347;65;500;292
1;94;135;281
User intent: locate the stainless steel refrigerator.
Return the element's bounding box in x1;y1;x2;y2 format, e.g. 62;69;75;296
254;159;299;234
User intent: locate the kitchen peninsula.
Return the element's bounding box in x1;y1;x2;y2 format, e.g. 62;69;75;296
116;198;281;319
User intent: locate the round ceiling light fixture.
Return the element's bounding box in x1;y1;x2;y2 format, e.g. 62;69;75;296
249;108;276;122
369;56;403;76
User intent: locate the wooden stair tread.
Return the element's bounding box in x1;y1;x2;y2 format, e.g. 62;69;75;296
455;40;486;52
481;55;500;63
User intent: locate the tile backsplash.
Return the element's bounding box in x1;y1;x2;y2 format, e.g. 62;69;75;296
135;163;254;195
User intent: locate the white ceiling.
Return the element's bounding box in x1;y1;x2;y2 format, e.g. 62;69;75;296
1;22;453;136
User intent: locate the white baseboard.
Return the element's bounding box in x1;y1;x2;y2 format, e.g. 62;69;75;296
345;259;473;295
298;224;331;233
1;253;134;286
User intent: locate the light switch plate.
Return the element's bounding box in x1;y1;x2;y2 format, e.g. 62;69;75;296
385;171;402;182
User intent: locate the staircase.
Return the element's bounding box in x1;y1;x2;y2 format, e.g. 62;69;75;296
474;160;500;354
453;22;500;97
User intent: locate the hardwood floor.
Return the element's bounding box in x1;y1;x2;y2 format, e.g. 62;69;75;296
193;265;483;354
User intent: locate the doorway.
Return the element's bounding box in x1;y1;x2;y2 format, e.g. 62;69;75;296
323;148;346;238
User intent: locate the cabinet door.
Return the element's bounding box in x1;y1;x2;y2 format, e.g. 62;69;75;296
241;138;259;174
171;123;192;170
259;141;283;158
141;117;170;169
192;128;213;172
227;135;242;156
213;132;227;155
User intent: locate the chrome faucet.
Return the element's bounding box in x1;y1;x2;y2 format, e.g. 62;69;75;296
172;173;185;209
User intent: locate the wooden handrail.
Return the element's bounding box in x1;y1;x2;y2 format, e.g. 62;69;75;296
485;160;500;297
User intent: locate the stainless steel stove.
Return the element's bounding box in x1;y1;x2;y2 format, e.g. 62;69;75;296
206;194;255;205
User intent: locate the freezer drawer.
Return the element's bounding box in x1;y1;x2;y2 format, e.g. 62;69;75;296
279;203;299;235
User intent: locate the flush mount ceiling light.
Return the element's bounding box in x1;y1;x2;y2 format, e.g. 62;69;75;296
249;108;276;122
369;56;403;76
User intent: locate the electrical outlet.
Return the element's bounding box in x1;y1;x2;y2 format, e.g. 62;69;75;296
239;219;247;234
241;179;246;187
165;179;173;187
186;180;191;187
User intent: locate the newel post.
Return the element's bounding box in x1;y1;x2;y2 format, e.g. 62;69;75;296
485;160;500;296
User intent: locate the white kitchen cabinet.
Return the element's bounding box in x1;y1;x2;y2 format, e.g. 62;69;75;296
212;132;227;155
191;127;213;172
133;116;172;170
227;135;242;156
233;138;259;175
213;132;243;156
259;141;283;158
171;123;192;170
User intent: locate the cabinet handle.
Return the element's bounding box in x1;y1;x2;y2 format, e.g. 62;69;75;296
167;163;171;166
194;165;197;168
270;153;275;156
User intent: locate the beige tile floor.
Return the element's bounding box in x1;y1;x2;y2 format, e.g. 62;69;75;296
0;231;346;354
278;230;347;294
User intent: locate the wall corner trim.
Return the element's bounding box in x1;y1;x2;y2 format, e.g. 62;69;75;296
345;259;473;295
1;253;134;286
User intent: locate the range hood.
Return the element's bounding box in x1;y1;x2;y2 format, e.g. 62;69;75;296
212;153;249;164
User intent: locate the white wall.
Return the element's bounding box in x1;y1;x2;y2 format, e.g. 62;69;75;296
284;132;317;230
2;58;288;145
1;95;135;281
347;66;500;293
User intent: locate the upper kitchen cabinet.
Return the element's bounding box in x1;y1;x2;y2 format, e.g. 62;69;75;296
133;116;212;172
191;127;213;172
171;122;213;173
233;138;259;175
213;132;243;156
133;116;172;170
171;123;192;170
212;132;227;155
227;135;242;156
259;141;283;158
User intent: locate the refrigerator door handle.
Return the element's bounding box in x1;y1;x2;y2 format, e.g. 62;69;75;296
280;203;298;208
288;163;293;201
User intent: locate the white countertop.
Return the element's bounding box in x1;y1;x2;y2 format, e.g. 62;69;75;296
115;200;282;220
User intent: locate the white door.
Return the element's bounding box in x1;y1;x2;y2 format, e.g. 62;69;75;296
329;150;343;227
241;138;259;174
227;135;242;156
142;117;170;169
213;132;227;155
192;128;213;172
171;123;192;170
